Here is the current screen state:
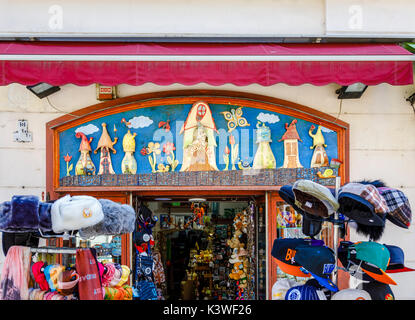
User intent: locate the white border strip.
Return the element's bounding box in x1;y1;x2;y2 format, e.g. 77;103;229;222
0;54;414;61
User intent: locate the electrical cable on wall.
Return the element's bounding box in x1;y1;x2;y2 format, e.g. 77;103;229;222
46;96;80;118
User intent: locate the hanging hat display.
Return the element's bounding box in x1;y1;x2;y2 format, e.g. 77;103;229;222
337;182;389;241
31;261;49;291
271;238;324;278
338;182;388;226
51;195;104;234
0;195;53;233
292;180;339;218
331;288;371;300
338;241;397;285
279;185;324;237
294;245;339;292
78;199;136;238
384;244;415;273
378;187;412;229
57;270;79;296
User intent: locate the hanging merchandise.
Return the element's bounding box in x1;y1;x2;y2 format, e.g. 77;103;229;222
275;177;413;300
271;238;323;278
0;195;54;233
226;207;255;300
152;250;166;300
31;261;49;291
285;284;327;300
361;281;395;300
337;181;389;241
75;248;104;300
78;199;136;238
337;241;397;286
0;245;32;300
292;179;339;218
56;269;79;296
378;187;412;229
330;288;371;300
278;185;324;238
132;204;158;300
271;278;300;300
384;244;415;273
293;245;338;292
51;195;104;234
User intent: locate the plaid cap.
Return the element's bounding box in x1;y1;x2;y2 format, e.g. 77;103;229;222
378;187;411;229
341;183;389;214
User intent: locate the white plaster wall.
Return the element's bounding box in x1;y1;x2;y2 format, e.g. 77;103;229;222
0;82;414;298
0;0;325;37
1;0;415;38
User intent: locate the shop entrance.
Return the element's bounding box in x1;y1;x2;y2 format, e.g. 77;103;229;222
132;194;266;300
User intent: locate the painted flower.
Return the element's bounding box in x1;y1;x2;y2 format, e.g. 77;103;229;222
163;142;176;154
147;142;161;155
63;153;72;162
224;146;230;155
229;135;235;145
140;147;148;156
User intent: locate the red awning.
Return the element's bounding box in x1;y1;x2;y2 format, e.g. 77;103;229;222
0;42;412;86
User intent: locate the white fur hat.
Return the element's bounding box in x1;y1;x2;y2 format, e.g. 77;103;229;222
51;195;104;233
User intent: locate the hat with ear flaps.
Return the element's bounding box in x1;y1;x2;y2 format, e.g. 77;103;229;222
51;195;104;234
0;195;54;233
338;180;388;241
78;199;136;239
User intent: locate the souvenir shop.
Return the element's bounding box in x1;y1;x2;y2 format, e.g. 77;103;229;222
0;89;412;300
0;42;413;300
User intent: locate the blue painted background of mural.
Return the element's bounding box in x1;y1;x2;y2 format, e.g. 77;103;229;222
59;103;338;179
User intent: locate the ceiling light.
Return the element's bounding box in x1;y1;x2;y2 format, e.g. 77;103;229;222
154;198;172;201
189;198;207;202
26;82;60;99
336;82;368;99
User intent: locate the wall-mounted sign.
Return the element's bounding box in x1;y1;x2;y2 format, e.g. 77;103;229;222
96;84;117;101
13;119;32;143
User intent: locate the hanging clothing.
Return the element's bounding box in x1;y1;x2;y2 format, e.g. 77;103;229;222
0;245;32;300
75;248;103;300
2;232;39;256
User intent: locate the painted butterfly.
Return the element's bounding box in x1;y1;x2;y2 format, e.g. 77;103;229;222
221;107;250;132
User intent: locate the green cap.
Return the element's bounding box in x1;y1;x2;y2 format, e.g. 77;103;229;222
354;242;390;271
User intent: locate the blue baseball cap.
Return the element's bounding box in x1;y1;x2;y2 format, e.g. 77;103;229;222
271;238;324;277
384;244;415;273
285;284;326;300
294;245;339;292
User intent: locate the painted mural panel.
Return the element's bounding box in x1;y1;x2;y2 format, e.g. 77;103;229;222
59;102;339;185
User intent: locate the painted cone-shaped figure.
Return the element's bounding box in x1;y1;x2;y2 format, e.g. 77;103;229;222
75;132;96;175
252;122;276;169
121;121;137;174
180;101;219;171
309;125;329;168
278;119;303;168
94;123;118;175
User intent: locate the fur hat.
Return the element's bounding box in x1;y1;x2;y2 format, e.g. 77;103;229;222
0;195;53;233
78;199;136;238
51;195;104;233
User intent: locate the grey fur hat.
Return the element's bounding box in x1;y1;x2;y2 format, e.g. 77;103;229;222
78;199;136;238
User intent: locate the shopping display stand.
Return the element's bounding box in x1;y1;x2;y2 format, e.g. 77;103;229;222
331;176;342;288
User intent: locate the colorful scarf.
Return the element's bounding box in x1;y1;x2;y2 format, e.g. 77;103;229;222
0;245;32;300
